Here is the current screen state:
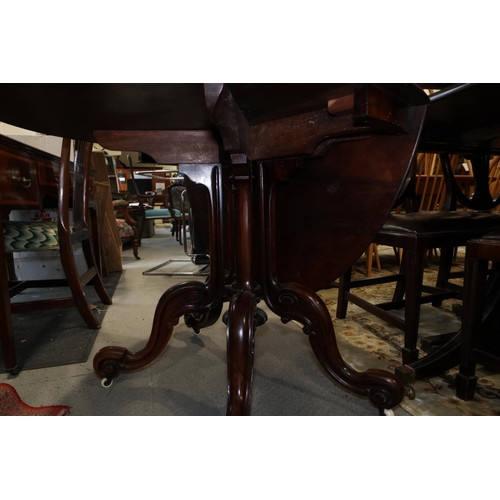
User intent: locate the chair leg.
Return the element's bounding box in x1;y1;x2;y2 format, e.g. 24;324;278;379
82;238;112;305
58;238;101;329
132;239;140;260
131;226;140;260
0;220;17;372
432;246;454;307
402;248;425;364
392;251;407;302
336;268;352;319
456;257;489;400
373;244;381;273
366;245;373;277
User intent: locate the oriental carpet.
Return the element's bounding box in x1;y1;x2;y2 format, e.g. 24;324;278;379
318;247;500;416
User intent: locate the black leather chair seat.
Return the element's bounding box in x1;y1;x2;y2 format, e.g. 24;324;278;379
381;211;500;238
482;230;500;241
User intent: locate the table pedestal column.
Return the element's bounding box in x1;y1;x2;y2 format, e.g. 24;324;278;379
94;159;406;413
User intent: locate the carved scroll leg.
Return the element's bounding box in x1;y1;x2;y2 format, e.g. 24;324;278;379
273;284;405;410
226;291;257;416
93;281;210;385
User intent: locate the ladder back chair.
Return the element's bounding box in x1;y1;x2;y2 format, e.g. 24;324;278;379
336;152;500;366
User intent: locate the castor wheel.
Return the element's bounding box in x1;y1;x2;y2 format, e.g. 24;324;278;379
404;385;415;400
7;366;20;376
378;407;395;416
185;303;224;334
255;308;268;327
101;377;113;388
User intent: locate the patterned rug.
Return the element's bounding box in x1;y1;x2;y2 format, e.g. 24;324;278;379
0;383;70;416
318;247;500;416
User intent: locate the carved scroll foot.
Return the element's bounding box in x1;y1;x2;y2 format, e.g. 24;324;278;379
93;281;216;385
268;283;405;410
226;291;257;416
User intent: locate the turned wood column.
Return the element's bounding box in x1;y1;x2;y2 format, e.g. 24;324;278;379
225;158;259;415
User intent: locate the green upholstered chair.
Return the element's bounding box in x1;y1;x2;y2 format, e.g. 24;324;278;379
127;155;180;244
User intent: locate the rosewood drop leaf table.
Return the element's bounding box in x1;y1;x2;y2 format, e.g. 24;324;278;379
0;83;429;415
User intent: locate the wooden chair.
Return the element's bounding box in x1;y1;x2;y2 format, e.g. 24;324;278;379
354;152;443;276
1;138;112;373
168;182;190;244
112;199;140;260
142;183;210;277
127;156;179;244
455;231;500;400
337;152;500;365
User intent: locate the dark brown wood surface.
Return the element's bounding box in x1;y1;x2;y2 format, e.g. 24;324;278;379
273;104;427;290
419;83;500;154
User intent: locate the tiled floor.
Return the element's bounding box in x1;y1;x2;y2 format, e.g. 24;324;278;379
2;223;398;416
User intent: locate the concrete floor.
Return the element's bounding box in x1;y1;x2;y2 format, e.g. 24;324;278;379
2;223;403;416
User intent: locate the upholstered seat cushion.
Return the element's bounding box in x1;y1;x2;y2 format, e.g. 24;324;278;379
144;208;180;218
381;211;500;238
3;221;61;252
112;199;129;208
115;218;134;239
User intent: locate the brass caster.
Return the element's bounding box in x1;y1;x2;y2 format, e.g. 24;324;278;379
101;377;113;388
404;385;416;400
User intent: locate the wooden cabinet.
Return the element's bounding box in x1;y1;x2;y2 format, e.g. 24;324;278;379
0;139;40;208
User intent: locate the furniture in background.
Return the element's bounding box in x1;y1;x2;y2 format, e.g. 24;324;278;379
456;231;500;400
112;199;140;260
168;182;190;244
337;151;500;366
127;155;178;244
92;151;139;265
382;83;500;385
0;136;111;374
142;182;210;277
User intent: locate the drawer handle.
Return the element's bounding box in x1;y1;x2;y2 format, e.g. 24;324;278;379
11;175;32;188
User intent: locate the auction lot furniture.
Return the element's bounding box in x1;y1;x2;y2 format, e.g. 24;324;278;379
391;83;500;384
336;151;500;366
0;83;428;414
